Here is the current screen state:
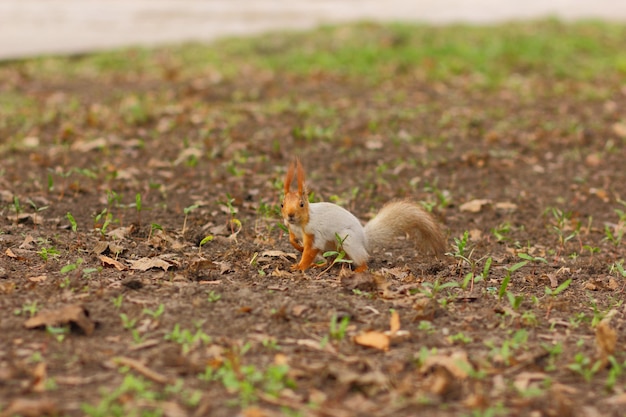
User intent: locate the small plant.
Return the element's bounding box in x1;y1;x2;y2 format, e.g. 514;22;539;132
319;233;353;274
545;278;572;298
198;235;214;254
491;221;512;242
604;224;624;247
148;222;163;240
112;294;124;309
547;207;580;251
568;352;602;382
419;278;459;299
12;195;22;223
94;208;113;237
506;291;525;311
66;211;78;233
517;252;547;274
448;332;473;344
119;313;137;330
81;373;161;417
609;260;626;282
15;301;39;317
605;356;625;391
207;291;221;303
134;193;143;227
37;246;60;262
142;304;165;319
46;325;69;343
497;260;527;301
451;230;470;260
165;323;211;354
541;342;563;372
329;314;350;341
417;320;436;333
182;203;199;236
204;357;295;407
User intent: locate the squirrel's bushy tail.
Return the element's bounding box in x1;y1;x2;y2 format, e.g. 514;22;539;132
363;200;446;255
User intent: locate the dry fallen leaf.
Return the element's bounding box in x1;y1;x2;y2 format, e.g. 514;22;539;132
468;229;482;241
5;248;17;258
0;397;58;417
28;275;47;283
31;362;47;393
70;137;108;153
260;250;296;258
113;356;170;384
494;201;518;212
130;257;172;272
24;304;95;335
459;199;491;213
354;331;390;352
420;351;472;379
613;122;626;139
389;311;400;334
595;317;617;366
19;234;35;249
513;371;547;392
99;255;127;271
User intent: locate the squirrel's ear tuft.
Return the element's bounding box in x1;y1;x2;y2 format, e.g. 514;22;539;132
284;160;295;194
295;157;306;194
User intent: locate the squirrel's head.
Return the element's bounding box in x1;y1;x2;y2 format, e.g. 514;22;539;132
281;158;309;226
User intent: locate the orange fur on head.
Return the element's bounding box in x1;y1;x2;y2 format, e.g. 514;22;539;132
284;160;295;194
295;157;306;195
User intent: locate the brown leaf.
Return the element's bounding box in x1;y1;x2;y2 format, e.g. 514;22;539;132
420;351;472;379
31;362;47;393
107;226;133;240
612;122;626;139
19;234;35;249
354;331;390;352
605;393;626;405
513;371;547;392
596;318;617;366
0;397;58;417
24;304;96;336
214;261;233;274
260;250;296;259
459;199;491;213
291;304;308;317
5;248;17;258
546;273;559;288
389;311;400;334
412;297;438;321
468;229;482;241
99;255;126;271
113;356;170;384
426;366;456;396
28;275;47;283
494;201;517;212
130;257;171;272
340;271;378;292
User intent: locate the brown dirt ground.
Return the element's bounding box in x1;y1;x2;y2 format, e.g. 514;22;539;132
0;42;626;417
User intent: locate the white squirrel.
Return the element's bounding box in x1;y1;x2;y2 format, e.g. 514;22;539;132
281;158;446;271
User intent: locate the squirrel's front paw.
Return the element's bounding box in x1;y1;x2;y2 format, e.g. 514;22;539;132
290;263;301;271
291;263;309;272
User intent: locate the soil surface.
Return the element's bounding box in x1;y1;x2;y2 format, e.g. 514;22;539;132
0;25;625;417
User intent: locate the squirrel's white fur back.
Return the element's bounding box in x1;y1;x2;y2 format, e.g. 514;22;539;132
292;202;369;265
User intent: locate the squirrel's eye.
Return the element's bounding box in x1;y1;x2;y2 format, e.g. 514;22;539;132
299;201;304;208
280;203;284;208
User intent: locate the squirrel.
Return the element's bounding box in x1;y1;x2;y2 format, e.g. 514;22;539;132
281;158;446;272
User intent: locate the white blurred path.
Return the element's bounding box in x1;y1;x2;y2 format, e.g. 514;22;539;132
1;0;624;60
